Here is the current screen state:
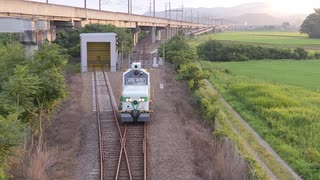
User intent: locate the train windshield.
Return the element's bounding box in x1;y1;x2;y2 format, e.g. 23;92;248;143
126;78;147;85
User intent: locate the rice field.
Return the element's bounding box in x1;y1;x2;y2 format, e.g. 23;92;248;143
217;60;320;89
201;60;320;179
189;31;320;51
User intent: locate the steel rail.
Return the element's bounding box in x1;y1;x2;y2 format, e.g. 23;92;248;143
101;69;133;180
93;68;104;180
144;123;147;180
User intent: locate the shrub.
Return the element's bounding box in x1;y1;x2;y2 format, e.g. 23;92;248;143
293;48;308;60
197;40;309;61
314;52;320;59
177;63;208;90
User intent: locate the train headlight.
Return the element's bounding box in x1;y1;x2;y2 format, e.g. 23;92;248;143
139;97;146;102
126;98;132;102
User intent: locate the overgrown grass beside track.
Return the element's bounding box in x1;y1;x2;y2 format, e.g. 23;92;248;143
201;60;320;179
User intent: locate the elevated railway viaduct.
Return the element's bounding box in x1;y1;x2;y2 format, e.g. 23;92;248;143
0;0;212;46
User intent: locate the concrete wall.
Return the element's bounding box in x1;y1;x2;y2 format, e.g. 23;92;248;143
80;33;118;72
0;18;51;33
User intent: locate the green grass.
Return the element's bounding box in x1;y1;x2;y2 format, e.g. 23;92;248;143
201;60;320;179
64;63;80;74
190;31;320;50
217;60;320;90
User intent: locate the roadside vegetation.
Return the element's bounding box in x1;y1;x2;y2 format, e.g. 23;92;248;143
159;34;269;179
0;42;68;179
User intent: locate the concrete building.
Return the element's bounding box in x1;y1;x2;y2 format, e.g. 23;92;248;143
80;33;118;72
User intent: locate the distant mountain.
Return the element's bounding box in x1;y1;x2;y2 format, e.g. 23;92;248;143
144;2;307;26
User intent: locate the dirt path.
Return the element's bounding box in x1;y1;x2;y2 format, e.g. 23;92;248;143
45;73;98;180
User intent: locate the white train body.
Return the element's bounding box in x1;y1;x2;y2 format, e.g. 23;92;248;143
119;62;151;122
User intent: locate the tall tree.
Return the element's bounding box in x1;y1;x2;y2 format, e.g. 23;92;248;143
300;9;320;38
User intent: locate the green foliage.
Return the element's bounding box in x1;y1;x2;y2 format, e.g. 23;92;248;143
159;35;207;90
0;43;68;176
0;65;40;117
0;114;25;165
177;63;208;90
193;86;219;124
0;34;20;45
293;48;308;59
197;40;310;62
202;60;320;179
159;35;198;70
300;9;320;38
314;52;320;59
30;43;68;109
0;43;26;86
55;24;133;57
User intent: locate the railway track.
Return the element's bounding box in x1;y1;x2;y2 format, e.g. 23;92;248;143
93;68;147;180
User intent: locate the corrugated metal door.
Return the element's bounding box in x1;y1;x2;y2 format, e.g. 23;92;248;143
87;42;110;68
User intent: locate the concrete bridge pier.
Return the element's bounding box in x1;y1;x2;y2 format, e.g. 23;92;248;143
132;28;140;46
166;27;172;39
151;26;156;44
160;29;167;40
156;29;162;41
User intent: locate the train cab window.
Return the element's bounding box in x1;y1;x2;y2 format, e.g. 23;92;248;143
126;78;147;85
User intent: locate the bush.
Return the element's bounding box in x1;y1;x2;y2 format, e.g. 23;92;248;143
314;52;320;59
177;63;208;90
0;43;68;176
197;40;310;61
293;48;308;60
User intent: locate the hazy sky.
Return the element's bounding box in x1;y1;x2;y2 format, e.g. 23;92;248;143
29;0;319;15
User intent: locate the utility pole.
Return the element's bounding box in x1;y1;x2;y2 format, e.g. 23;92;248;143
165;2;171;19
46;0;48;3
169;2;171;20
84;0;86;8
128;0;132;14
190;9;193;23
153;0;156;17
182;5;184;21
197;11;200;24
99;0;101;11
165;4;167;19
150;1;152;16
